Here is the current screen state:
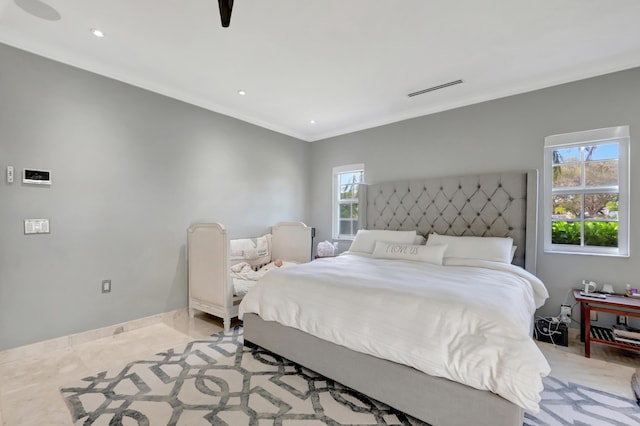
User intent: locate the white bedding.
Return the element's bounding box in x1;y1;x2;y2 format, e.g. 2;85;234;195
231;261;298;297
239;253;550;412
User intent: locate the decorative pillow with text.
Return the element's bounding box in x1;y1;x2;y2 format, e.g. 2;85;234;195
371;241;447;265
349;229;417;254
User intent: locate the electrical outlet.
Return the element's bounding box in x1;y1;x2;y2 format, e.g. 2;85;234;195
101;279;111;293
618;315;628;325
559;305;572;325
590;311;598;321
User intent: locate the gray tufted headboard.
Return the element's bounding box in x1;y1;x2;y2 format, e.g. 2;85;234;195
358;170;538;273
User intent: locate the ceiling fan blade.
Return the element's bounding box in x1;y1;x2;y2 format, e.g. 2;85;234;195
218;0;233;28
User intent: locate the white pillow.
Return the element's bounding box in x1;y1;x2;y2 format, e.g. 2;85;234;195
349;229;417;254
414;235;427;245
426;233;514;264
230;234;272;267
372;241;447;265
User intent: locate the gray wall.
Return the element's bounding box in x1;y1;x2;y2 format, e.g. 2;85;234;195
310;67;640;320
2;40;638;351
0;44;310;351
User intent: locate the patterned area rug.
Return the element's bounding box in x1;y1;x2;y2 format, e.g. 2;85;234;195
61;327;640;425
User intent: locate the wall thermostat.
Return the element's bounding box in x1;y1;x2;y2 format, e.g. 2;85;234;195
24;219;50;234
23;168;51;185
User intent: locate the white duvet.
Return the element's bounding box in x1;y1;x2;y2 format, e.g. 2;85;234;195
239;253;550;412
231;261;298;296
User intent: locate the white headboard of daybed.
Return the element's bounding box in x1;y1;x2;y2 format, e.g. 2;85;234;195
358;170;538;274
271;222;313;263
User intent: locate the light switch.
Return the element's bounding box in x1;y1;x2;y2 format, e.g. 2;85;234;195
7;166;14;183
24;219;50;234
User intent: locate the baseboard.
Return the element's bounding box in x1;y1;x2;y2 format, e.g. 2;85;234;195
0;308;188;365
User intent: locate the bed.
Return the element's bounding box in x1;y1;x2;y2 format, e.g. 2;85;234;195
239;171;550;426
187;221;313;331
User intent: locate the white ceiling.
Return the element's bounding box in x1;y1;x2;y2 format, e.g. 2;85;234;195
1;1;640;142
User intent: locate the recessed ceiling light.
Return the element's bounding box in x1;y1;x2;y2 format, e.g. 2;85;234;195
90;28;105;38
310;120;316;124
238;90;246;96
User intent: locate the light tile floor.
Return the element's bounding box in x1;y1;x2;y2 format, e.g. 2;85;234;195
535;327;640;400
0;311;229;426
0;315;638;425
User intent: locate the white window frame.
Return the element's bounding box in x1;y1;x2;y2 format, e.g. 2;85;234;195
332;163;364;240
543;126;630;257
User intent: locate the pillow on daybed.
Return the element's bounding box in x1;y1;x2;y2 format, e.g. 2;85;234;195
426;233;514;264
372;241;447;265
230;234;272;267
348;229;417;254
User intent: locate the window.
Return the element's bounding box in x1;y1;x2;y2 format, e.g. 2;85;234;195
333;164;364;240
544;126;629;256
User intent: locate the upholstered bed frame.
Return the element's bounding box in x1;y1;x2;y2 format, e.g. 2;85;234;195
358;170;538;273
244;170;539;426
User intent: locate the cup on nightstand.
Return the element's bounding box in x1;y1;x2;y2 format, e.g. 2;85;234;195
582;280;597;293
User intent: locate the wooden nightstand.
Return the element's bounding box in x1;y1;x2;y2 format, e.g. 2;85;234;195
574;289;640;358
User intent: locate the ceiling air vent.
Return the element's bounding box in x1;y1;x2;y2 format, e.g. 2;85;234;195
408;79;464;98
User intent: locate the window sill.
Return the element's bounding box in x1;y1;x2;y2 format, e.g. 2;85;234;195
544;249;630;258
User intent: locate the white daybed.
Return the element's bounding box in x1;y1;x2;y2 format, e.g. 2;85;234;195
187;221;312;331
241;171;549;426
